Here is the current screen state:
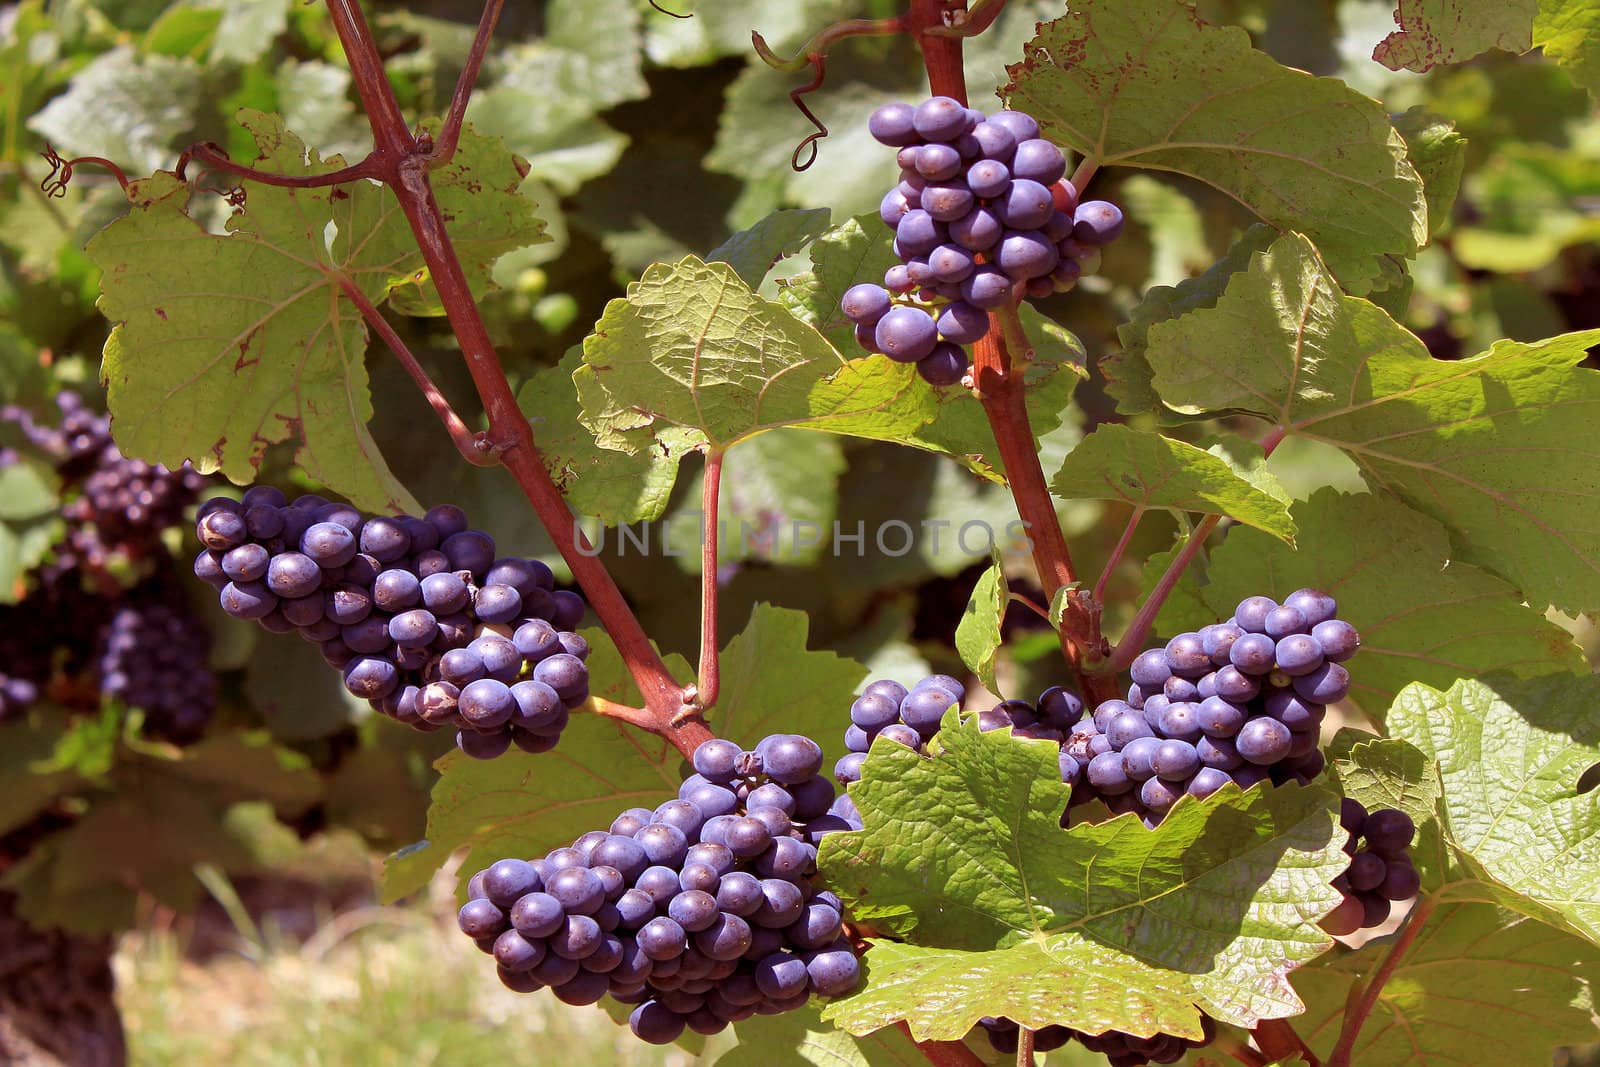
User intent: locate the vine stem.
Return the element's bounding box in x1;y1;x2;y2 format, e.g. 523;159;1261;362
895;1022;987;1067
1093;505;1145;604
320;0;708;758
433;0;505;165
1213;1030;1269;1067
696;447;725;713
907;0;1112;703
1252;1019;1321;1066
1109;514;1220;672
334;277;498;467
1015;1026;1035;1066
1327;896;1438;1066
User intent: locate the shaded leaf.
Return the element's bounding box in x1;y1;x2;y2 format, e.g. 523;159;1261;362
708;208;832;288
954;558;1006;695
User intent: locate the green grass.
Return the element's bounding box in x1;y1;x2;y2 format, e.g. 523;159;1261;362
115;868;735;1067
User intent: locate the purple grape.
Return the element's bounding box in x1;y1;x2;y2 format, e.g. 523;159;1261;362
1197;735;1243;770
762;734;824;784
509;680;563;732
1129;649;1172;688
265;552;321;598
420;571;469;613
1050;257;1082;292
928;243;976;283
1293;662;1350;704
1274;633;1325;676
1213;664;1260;701
1187;766;1232;799
895;209;944;256
1236;717;1292;764
389;608;439;647
996;230;1059;281
1072;200;1124;244
935;300;988;345
986;110;1040;142
967;158;1010;198
868;102;919;146
841;284;892;326
1165;632;1211;676
913;96;968;141
300;521;357;567
917;344;968;386
874;307;939;363
1152;739;1200;781
1196;696;1245;738
1140;775;1187;815
1363;809;1415;856
1230;633;1278;675
1234;596;1277;633
1284;588;1338;627
949;206;1003;251
1199;623;1242;666
220;580;277;620
970;121;1017;161
959;265;1013;309
1043;209;1076;242
1313;619;1360;661
1105;709;1154;747
1163;675;1200;703
994;179;1054;230
883;264;914;294
1157;701;1203;742
1265;604;1309;638
475;583;523;624
372;568;421;611
344;656;399;700
915;143;963;181
1010;139;1066;185
1087;751;1134;793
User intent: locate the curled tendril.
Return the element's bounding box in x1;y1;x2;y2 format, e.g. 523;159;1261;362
647;0;692;17
40;143;131;197
789;53;829;172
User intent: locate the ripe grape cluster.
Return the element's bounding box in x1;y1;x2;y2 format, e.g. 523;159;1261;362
2;391;206;569
840;97;1123;386
193;490;591;759
95;571;216;744
978;1015;1215;1066
1;389;215;732
1320;800;1418;935
1066;589;1358;827
458;735;860;1043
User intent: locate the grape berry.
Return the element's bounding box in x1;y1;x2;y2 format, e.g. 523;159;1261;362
843;98;1123;385
459;735;861;1040
1320;800;1418;935
193;491;592;759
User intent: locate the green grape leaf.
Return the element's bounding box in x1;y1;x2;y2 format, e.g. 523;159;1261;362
208;0;292;64
708;208;832;288
706;603;868;746
1003;0;1425;291
1157;489;1582;723
1144;231;1600;613
1372;0;1600;93
1391;106;1467;238
819;716;1347;1040
720;995;929;1067
0;718;78;839
88;114;539;513
685;430;846;566
1294;903;1600;1065
464;0;647;194
381;629;694;902
1385;674;1600;944
1050;424;1296;542
519;347;681;527
26;47;201;173
954;557;1007;695
142;5;222;59
575;255;933;458
1328;734;1442;830
1105;224;1277;416
1372;0;1536;71
1534;1;1600;93
777;214;902;357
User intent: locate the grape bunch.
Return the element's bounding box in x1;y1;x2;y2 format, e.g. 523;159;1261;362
95;568;216;744
1067;589;1358;826
978;1015;1216;1066
457;734;861;1043
192;489;591;759
838;674;1086;781
2;391;206;568
0;556;114;724
840;97;1124;386
1320;801;1418;935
